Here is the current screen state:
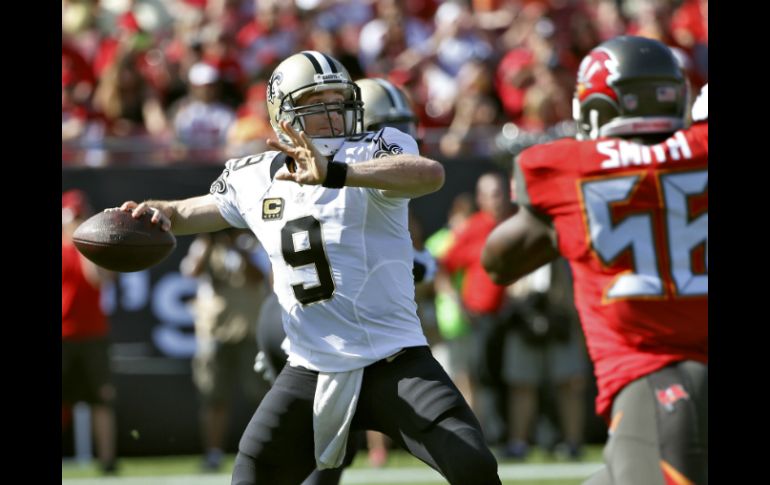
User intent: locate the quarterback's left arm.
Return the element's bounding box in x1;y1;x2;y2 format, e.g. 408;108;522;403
481;203;561;285
267;121;444;198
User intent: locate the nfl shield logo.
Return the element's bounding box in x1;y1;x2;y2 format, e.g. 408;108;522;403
622;94;638;111
657;86;677;102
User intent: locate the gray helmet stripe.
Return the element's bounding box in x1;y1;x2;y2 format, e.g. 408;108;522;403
301;51;324;74
301;51;336;75
374;78;401;110
320;53;339;73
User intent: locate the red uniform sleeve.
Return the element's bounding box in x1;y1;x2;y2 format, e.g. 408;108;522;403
517;139;581;218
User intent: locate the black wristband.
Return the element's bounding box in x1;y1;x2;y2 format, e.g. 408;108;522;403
322;161;348;188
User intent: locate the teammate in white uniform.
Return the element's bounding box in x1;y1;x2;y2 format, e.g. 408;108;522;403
113;51;500;485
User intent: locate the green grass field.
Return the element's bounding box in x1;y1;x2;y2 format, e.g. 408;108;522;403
62;446;604;484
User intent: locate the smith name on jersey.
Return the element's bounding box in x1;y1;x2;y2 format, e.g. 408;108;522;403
210;128;427;373
516;122;708;420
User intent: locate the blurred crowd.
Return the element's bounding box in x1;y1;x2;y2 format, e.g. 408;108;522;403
62;0;707;167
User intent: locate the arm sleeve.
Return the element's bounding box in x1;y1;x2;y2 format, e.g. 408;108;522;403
515;146;570;223
378;127;420;156
513;155;553;226
366;127;422;205
209;161;249;228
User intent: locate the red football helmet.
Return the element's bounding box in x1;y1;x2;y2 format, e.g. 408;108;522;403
573;36;687;140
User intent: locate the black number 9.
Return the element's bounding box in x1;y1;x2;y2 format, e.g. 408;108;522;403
281;216;335;304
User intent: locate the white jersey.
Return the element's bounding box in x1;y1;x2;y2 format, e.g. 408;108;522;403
210;128;428;372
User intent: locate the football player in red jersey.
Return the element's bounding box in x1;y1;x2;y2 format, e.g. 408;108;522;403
482;37;707;485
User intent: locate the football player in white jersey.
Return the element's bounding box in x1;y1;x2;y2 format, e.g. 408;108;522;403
113;52;500;485
253;76;438;485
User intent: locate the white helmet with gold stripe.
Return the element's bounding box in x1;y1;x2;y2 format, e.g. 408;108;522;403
266;51;363;156
357;78;418;138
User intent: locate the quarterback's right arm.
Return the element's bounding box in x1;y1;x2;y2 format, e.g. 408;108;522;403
117;194;231;236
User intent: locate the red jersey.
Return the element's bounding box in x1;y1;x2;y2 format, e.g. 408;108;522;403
442;212;507;314
62;240;107;339
517;123;708;420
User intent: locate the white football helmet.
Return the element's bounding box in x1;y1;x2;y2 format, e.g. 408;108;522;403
266;51;363;156
357;78;418;138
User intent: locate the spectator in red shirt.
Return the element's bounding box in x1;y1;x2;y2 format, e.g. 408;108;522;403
62;40;96;99
670;0;708;84
62;190;118;474
93;50;169;139
201;26;247;109
92;9;153;80
591;0;628;41
62;59;109;167
496;19;574;131
671;0;708;48
441;172;514;445
625;0;675;46
226;81;274;158
496;46;536;125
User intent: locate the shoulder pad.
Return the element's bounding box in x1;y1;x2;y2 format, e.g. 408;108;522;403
269;153;290;181
210;168;230;195
373;127;416;158
370;128;386;143
225;151;278;172
347;132;376;143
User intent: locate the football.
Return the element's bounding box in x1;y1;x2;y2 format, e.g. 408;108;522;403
73;210;177;272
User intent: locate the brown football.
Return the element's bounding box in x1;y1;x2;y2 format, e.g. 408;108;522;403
72;210;176;272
